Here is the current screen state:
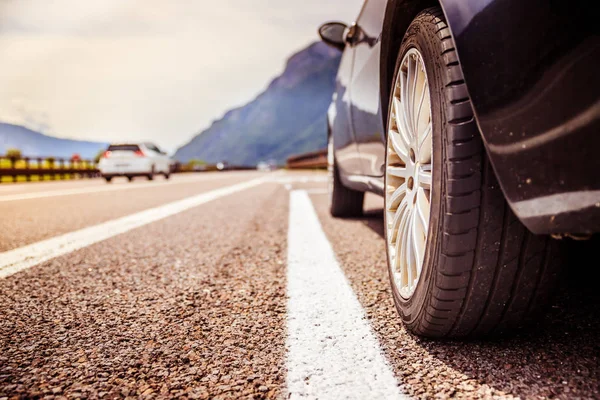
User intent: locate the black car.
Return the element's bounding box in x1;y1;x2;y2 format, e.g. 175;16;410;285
319;0;599;338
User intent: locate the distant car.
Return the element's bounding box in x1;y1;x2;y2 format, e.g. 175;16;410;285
257;160;277;171
98;143;172;182
319;1;599;338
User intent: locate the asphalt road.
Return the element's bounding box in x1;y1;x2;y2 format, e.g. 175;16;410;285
0;171;598;399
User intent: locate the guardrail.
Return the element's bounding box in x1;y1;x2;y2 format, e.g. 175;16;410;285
173;163;256;173
0;155;260;183
286;149;328;169
0;156;99;183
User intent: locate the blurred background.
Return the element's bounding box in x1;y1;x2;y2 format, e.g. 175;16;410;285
0;0;362;171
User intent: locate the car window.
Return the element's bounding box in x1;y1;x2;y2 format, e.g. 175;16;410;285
145;143;162;153
107;144;140;152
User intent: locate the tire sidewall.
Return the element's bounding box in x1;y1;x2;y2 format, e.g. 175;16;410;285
384;14;447;329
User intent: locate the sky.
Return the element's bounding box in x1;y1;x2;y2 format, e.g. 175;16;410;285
0;0;363;152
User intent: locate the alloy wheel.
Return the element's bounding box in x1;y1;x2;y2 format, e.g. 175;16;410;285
385;48;433;299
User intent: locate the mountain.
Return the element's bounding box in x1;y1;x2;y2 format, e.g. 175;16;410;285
0;123;107;159
174;41;341;165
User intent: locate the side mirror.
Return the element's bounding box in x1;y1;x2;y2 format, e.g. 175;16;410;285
318;22;347;51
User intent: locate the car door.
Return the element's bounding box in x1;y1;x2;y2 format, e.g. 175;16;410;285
348;0;387;177
330;46;363;176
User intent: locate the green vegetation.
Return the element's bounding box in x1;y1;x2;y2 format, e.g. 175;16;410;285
187;159;207;167
5;148;22;159
94;149;105;164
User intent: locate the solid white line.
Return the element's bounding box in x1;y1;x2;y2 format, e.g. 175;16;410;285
0;176;268;278
286;190;406;399
0;172;254;202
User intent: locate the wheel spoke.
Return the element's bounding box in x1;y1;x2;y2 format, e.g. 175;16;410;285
409;56;419;135
412;206;425;273
404;210;414;287
415;77;427;133
400;68;412;140
389;196;409;242
388;182;407;210
389;130;410;165
418;167;432;190
395;207;411;285
415;187;430;237
393;97;411;147
387;165;407;178
418;122;432;157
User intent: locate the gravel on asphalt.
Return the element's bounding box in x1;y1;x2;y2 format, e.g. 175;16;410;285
0;182;288;399
311;191;600;400
1;172;598;399
0;172;268;252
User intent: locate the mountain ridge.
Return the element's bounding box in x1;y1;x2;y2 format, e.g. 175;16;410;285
174;41;340;165
0;122;107;159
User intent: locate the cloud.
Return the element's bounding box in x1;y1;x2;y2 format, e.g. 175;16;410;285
0;0;165;36
0;0;364;152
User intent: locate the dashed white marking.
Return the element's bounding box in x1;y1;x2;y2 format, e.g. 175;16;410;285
0;172;255;202
0;176;268;278
286;190;407;399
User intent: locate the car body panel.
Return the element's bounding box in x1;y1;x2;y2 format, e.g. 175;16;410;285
439;0;600;234
329;50;364;176
99;157;154;176
325;0;600;234
349;0;388;177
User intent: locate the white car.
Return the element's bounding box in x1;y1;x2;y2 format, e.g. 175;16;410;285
256;160;277;171
98;143;172;182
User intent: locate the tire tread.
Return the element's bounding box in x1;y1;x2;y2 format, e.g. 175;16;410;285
399;7;561;338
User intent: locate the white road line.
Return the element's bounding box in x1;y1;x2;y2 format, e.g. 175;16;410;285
0;172;254;202
273;176;328;183
0;173;207;193
286;190;407;399
0;176;268;278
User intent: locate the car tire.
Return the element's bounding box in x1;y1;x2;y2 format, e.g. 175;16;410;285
328;135;364;217
164;171;170;180
127;176;133;182
104;176;112;183
384;7;563;338
147;166;155;181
